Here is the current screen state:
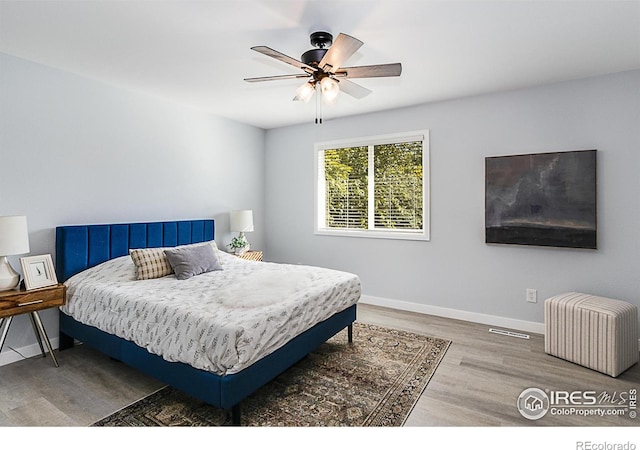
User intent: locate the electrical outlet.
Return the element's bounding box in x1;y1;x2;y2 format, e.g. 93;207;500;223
526;288;537;303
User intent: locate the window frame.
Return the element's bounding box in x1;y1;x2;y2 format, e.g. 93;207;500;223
314;130;430;241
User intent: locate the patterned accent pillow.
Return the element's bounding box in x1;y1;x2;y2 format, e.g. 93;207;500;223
130;247;174;280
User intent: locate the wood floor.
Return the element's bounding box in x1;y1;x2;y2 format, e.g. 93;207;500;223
0;303;638;429
359;304;640;427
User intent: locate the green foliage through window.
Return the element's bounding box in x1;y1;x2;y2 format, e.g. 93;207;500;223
374;142;423;230
319;136;426;234
324;146;368;229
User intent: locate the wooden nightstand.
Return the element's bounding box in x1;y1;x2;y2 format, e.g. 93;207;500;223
0;284;66;367
236;250;263;261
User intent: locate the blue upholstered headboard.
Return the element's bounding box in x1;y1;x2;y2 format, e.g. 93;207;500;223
55;219;215;282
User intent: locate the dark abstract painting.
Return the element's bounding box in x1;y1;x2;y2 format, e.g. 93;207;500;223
485;150;597;249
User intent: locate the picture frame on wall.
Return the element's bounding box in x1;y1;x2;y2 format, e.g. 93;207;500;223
20;254;58;290
485;149;597;249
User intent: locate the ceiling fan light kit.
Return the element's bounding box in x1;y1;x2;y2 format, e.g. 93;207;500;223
245;31;402;123
295;81;315;103
320;77;339;103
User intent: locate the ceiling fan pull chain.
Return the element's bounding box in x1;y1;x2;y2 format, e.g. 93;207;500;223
315;83;322;124
319;88;323;124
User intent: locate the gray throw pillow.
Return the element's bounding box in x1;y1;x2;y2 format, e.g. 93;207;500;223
164;243;222;280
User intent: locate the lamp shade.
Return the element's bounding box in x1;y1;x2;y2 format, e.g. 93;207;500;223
230;210;254;233
0;215;30;256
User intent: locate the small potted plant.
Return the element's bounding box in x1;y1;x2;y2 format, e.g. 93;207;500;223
228;235;250;255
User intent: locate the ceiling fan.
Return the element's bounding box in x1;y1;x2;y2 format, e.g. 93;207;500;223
244;31;402;122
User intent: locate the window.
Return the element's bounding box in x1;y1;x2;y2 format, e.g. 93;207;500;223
315;130;429;240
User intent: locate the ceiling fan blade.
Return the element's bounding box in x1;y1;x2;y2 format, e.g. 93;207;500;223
244;74;310;83
251;46;316;73
318;33;363;73
337;79;372;99
334;63;402;79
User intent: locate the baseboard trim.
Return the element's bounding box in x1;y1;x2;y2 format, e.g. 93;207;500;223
0;337;60;367
360;295;546;335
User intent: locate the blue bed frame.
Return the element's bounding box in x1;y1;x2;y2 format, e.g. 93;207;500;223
55;219;356;425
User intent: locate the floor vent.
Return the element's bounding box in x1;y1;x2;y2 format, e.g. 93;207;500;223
489;328;530;340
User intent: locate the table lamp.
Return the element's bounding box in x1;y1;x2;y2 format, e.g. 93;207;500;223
229;210;254;254
0;215;30;291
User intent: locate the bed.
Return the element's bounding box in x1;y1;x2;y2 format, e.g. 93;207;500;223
55;219;359;425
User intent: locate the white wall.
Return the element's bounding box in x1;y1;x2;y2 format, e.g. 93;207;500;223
264;70;640;333
0;53;265;365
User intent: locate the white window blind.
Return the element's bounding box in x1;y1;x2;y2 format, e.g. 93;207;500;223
315;131;429;241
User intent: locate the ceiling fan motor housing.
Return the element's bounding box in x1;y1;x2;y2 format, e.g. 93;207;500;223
301;48;328;67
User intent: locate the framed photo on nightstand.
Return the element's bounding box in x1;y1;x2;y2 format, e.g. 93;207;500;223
20;254;58;290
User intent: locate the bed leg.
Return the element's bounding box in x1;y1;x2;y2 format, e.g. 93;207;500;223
348;324;353;344
59;332;74;351
231;404;241;426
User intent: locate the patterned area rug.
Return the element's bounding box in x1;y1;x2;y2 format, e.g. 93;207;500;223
92;322;450;427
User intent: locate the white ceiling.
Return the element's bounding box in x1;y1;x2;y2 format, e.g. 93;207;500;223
1;1;639;129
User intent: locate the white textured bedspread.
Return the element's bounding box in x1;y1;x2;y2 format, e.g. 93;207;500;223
61;252;361;375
